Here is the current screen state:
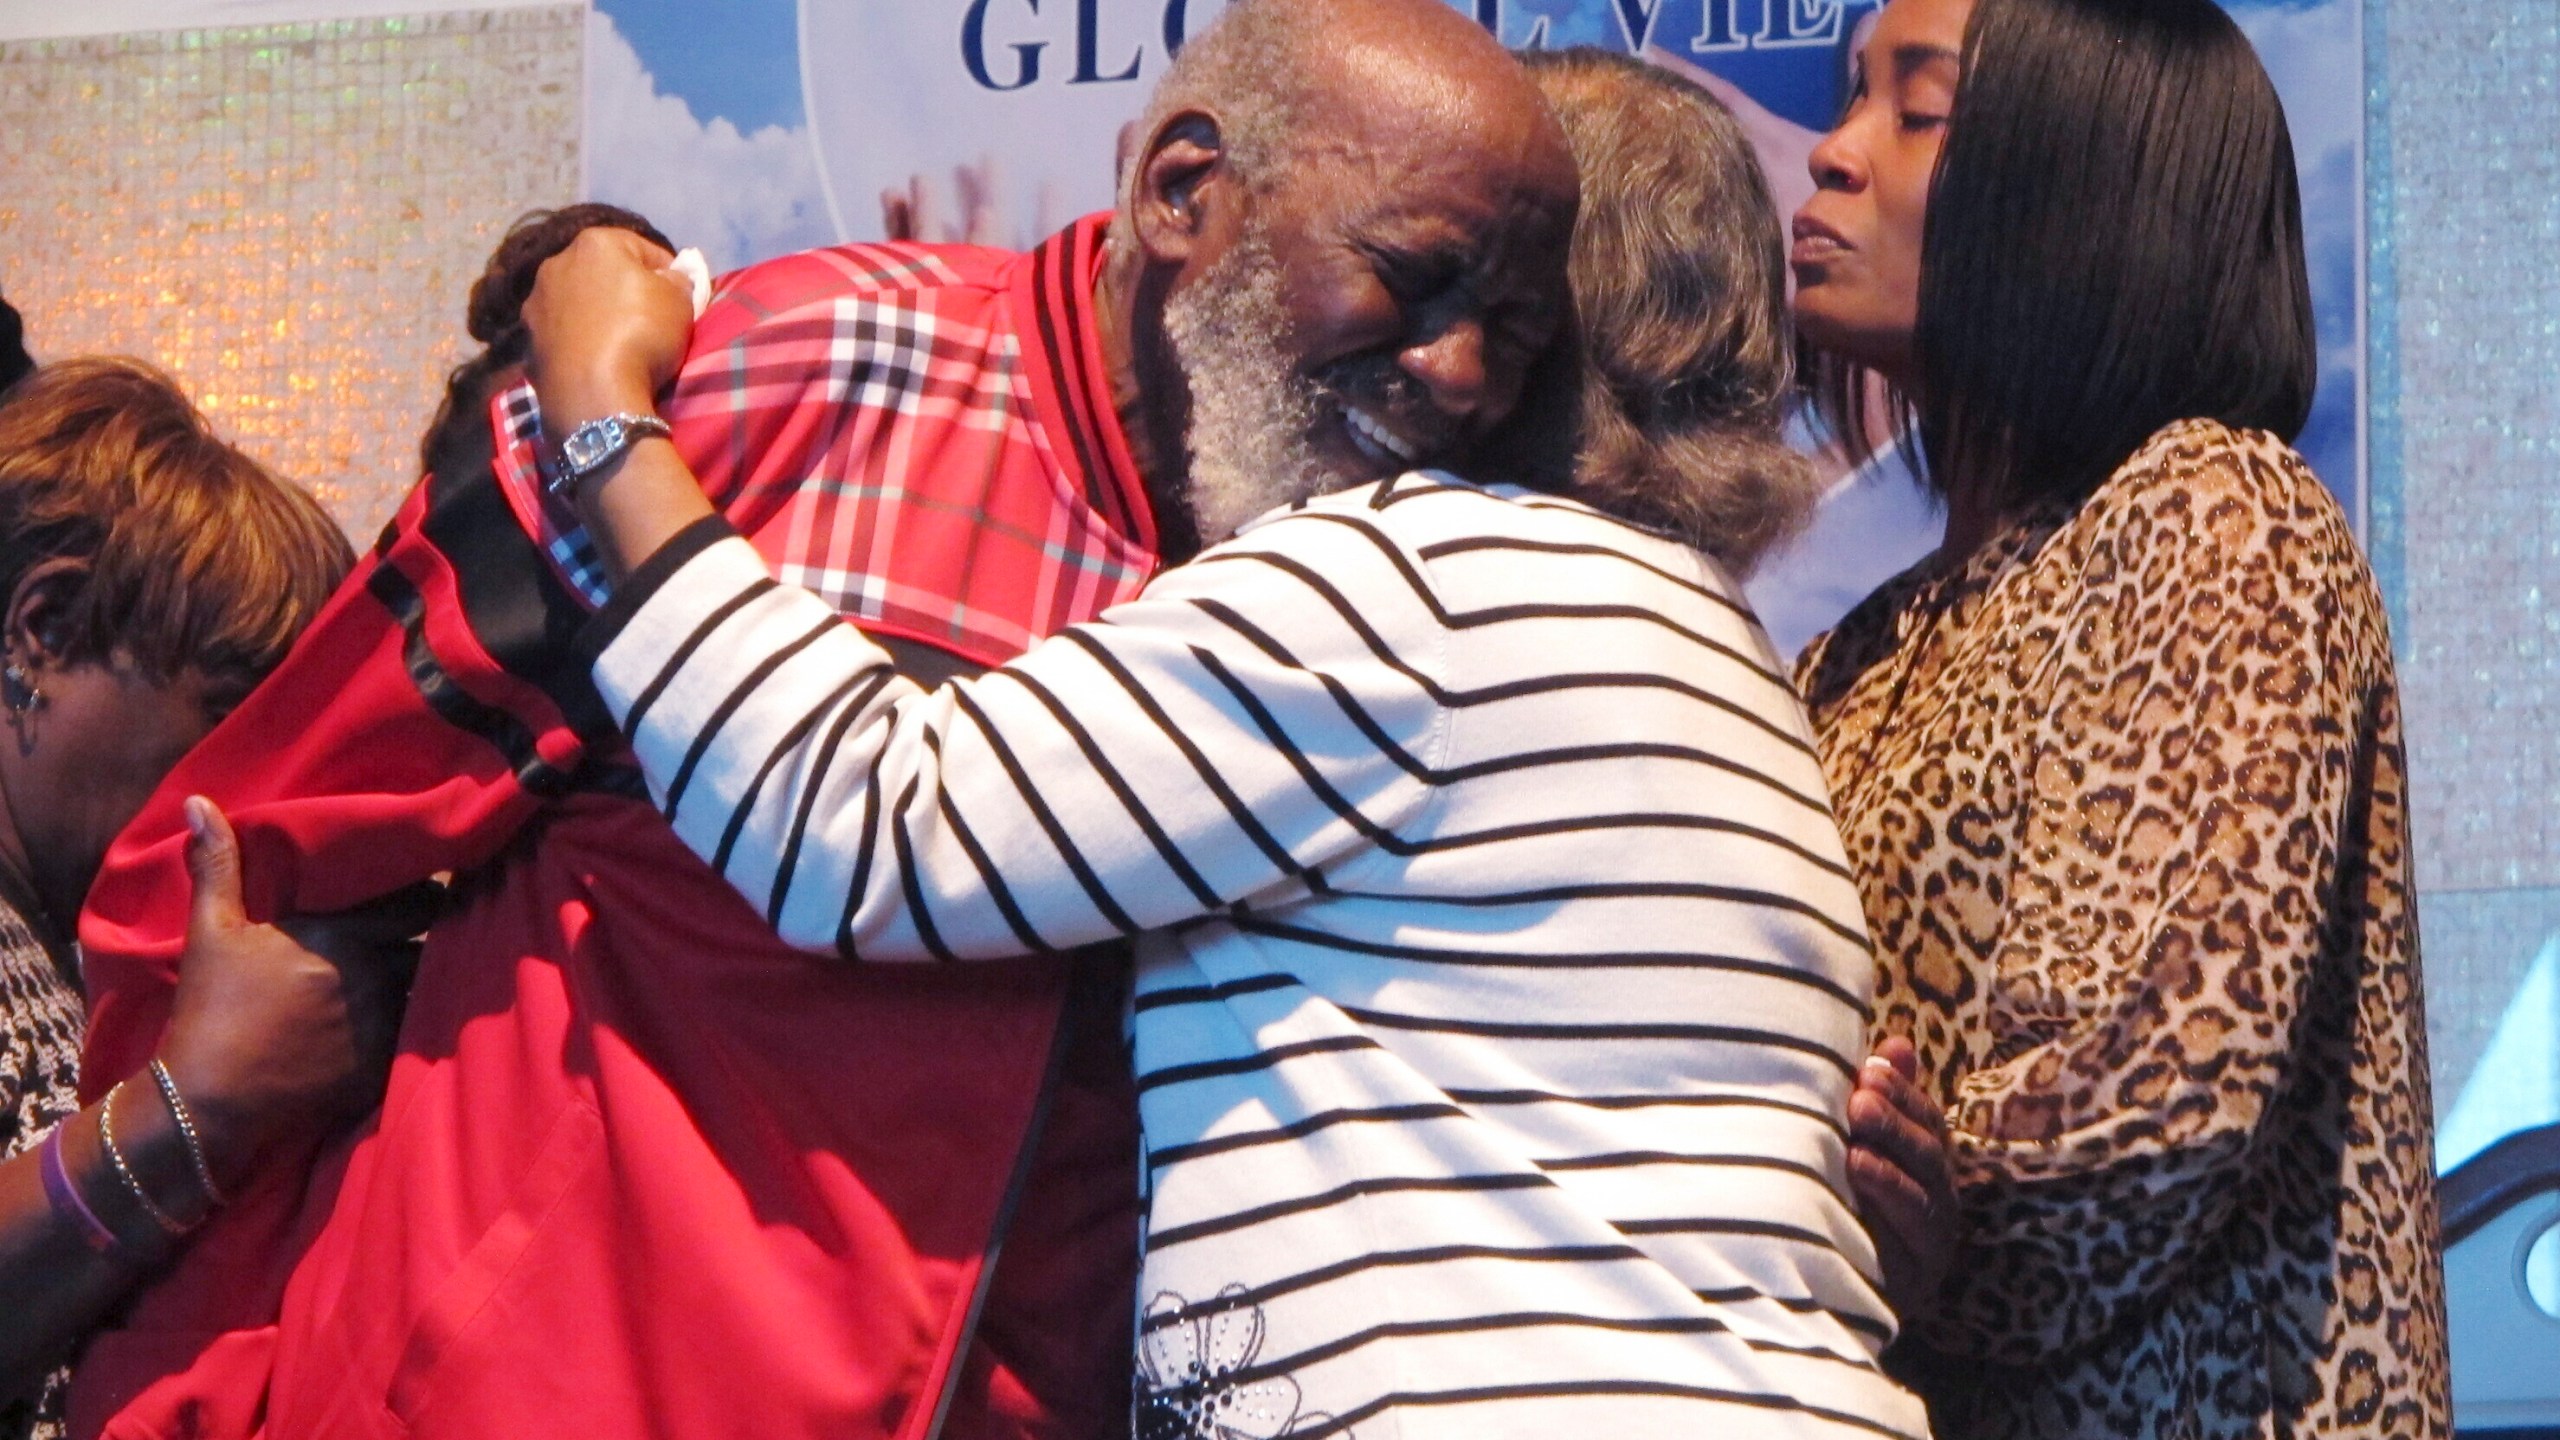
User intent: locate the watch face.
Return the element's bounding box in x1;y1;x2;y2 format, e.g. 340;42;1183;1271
562;417;624;475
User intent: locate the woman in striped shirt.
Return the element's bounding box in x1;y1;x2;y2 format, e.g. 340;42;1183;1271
521;40;1921;1440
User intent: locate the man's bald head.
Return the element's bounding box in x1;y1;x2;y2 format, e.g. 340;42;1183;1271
1122;0;1567;208
1101;0;1579;559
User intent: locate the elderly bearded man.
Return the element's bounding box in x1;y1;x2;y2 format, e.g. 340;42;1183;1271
66;3;1571;1438
520;30;1927;1440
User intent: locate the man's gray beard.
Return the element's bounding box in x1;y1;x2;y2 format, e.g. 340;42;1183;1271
1161;228;1334;547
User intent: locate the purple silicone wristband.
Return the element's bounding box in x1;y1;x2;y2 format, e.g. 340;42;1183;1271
40;1123;120;1255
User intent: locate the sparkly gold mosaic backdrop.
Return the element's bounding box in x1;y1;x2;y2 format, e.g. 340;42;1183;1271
0;7;582;536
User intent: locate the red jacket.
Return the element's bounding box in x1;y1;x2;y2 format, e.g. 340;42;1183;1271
73;223;1154;1439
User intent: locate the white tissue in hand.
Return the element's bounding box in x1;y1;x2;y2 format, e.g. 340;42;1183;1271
669;248;712;319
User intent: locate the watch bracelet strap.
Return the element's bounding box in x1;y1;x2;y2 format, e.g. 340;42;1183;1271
546;412;673;498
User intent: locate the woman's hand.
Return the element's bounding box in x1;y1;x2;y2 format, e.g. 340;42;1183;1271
1848;1034;1958;1326
519;224;717;582
150;797;435;1192
521;225;698;435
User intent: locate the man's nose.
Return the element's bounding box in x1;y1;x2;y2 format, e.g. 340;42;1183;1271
1398;317;1495;425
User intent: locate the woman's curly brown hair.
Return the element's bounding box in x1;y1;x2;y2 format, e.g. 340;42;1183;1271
1520;48;1819;576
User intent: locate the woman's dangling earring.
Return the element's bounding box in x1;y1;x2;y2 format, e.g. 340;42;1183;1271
1;660;41;715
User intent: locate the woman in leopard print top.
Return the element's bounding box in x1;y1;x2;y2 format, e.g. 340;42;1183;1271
1786;0;2450;1435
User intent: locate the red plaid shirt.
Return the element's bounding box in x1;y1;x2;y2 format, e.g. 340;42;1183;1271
74;216;1159;1440
498;214;1156;653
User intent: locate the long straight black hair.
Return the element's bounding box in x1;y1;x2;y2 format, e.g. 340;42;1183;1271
1821;0;2317;512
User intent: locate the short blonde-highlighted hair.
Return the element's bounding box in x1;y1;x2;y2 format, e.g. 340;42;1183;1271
0;357;353;697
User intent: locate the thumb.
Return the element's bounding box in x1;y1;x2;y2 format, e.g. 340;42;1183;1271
183;795;248;935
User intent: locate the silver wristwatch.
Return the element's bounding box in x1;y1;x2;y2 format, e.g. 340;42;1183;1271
548;412;673;497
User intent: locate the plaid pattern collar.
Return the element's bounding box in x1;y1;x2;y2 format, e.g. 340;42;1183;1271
489;215;1159;661
1009;214;1156;554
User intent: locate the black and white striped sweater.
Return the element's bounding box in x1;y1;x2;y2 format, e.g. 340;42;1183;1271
589;472;1927;1440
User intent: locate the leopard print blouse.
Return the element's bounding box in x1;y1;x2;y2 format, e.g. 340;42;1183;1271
1795;421;2450;1439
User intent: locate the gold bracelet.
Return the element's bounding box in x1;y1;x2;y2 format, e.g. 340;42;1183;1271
146;1059;227;1208
96;1081;191;1237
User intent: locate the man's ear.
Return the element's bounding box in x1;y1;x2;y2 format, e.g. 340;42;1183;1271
1129;111;1228;265
3;557;87;674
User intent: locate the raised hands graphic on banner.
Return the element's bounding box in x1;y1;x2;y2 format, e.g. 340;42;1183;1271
876;152;1080;249
879;126;1142;249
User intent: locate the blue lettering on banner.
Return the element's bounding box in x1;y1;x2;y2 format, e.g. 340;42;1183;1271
960;0;1865;95
1611;0;1667;49
1694;0;1748;51
1757;0;1845;48
1073;0;1144;82
962;0;1044;90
